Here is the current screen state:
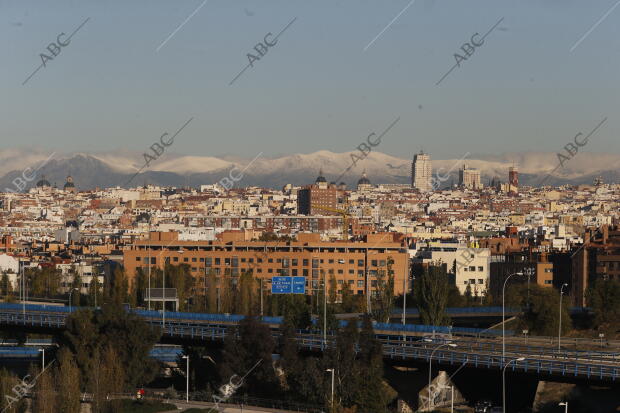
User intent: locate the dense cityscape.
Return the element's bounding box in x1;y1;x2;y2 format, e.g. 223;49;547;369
0;155;618;412
3;1;620;412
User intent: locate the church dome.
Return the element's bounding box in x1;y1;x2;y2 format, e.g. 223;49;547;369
36;176;51;188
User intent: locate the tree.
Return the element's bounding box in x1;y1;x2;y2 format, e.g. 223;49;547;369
220;317;280;399
414;263;451;326
1;272;12;298
508;284;571;336
356;315;389;413
235;272;256;315
329;274;338;304
372;257;395;323
62;303;160;390
87;272;103;308
0;368;27;413
55;348;81;413
328;320;360;409
587;278;620;329
206;271;218;313
32;368;56;413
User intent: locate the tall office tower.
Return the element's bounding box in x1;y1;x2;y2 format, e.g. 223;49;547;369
459;163;482;189
411;151;432;192
509;166;518;187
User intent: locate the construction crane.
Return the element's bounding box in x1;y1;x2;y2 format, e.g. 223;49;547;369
312;204;350;241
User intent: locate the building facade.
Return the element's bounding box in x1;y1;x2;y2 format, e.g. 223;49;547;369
123;232;410;300
412;151;432;192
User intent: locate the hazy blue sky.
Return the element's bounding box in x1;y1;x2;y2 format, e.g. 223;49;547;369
1;0;618;160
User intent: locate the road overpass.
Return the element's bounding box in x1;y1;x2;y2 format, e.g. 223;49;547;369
1;303;619;383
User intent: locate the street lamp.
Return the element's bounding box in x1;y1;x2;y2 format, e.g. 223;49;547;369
38;348;45;370
503;357;525;413
68;287;79;312
325;368;334;411
599;333;605;348
558;401;568;413
427;342;457;410
558;283;568;352
502;272;524;363
182;355;189;403
522;329;529;347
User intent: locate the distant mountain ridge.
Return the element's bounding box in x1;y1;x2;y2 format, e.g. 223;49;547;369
0;149;618;191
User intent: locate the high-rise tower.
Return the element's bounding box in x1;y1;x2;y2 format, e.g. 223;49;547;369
411;151;432;192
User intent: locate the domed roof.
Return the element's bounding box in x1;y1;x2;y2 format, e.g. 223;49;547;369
357;170;371;186
63;175;75;189
36;175;51;188
315;169;327;183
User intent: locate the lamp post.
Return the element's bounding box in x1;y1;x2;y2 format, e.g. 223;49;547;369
502;272;523;363
558;401;568;413
427;342;457;410
68;287;79;312
325;368;334;411
38;348;45;370
558;283;568;352
599;333;605;348
522;329;529;347
503;357;525;413
182;355;189;403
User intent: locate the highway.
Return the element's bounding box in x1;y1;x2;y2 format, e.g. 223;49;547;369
1;303;619;382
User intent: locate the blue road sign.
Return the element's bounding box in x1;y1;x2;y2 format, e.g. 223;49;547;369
292;276;306;294
271;276;293;294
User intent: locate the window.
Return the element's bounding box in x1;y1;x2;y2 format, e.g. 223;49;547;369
215;258;220;265
337;280;343;284
303;259;309;266
357;290;364;295
205;258;212;266
183;257;189;262
545;268;552;273
136;257;141;262
257;258;263;263
379;260;386;266
469;266;476;271
192;267;197;271
371;280;377;287
469;279;475;284
358;270;364;277
248;258;254;263
349;269;354;274
268;258;273;263
464;281;468;285
348;280;354;285
478;266;483;272
329;259;334;264
338;269;343;274
192;257;197;262
303;269;308;277
463;267;468;272
357;280;364;287
268;269;273;273
292;259;298;266
225;258;231;265
478;279;484;284
544;280;552;284
292;269;298;276
282;259;289;268
200;258;204;262
358;260;364;267
349;259;354;264
371;260;378;266
241;258;246;262
328;269;334;274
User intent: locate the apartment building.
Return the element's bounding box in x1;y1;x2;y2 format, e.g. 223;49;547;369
123;231;409;299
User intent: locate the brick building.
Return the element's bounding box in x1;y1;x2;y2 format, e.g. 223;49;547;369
123;231;409;300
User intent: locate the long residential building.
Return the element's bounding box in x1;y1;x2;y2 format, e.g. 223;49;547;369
123;231;410;299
